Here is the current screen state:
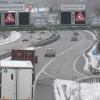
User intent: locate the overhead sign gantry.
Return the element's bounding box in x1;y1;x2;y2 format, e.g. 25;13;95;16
0;3;99;31
0;3;25;11
60;4;86;25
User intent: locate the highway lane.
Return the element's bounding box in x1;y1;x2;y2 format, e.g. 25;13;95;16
45;39;91;79
35;30;93;79
75;55;86;75
75;31;95;77
34;30;94;100
34;30;81;100
35;31;83;75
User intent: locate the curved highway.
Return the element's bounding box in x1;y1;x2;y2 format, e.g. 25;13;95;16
34;30;94;100
0;30;94;100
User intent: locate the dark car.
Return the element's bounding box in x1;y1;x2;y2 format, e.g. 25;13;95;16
22;38;29;42
45;48;56;57
37;36;44;40
40;31;45;34
73;32;79;35
71;36;78;41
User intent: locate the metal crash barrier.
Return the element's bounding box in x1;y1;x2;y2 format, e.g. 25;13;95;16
33;33;60;47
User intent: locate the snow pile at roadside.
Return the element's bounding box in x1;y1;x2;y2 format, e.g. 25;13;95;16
54;79;100;100
0;31;21;46
87;44;100;69
80;83;100;100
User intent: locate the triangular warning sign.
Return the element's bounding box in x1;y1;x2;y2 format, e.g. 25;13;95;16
5;13;15;22
76;12;85;21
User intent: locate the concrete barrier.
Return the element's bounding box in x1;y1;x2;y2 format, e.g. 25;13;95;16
33;33;60;47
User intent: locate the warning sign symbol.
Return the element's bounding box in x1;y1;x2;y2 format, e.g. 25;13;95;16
5;13;15;22
76;12;85;21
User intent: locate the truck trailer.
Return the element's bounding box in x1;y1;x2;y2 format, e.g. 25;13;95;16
11;47;38;65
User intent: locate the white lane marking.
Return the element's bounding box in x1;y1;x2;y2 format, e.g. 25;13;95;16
44;41;91;79
73;54;88;77
43;71;56;78
43;31;95;80
57;35;84;57
33;31;85;99
73;30;95;79
35;46;42;49
83;53;91;73
84;30;96;40
25;46;42;50
33;58;55;98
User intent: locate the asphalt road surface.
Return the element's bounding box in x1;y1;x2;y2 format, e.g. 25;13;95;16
34;30;94;100
0;30;94;100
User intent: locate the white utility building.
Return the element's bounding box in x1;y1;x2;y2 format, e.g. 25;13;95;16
0;60;33;100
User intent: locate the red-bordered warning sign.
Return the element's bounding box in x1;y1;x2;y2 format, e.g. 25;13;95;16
76;12;85;21
75;11;86;24
5;13;15;22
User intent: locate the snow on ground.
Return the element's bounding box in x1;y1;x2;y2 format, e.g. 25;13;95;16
0;31;21;46
80;83;100;100
54;79;100;100
87;43;100;69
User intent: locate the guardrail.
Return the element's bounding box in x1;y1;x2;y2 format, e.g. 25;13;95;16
83;31;98;75
0;25;100;31
88;64;100;75
85;41;96;58
31;33;60;47
78;75;100;84
84;30;97;58
84;41;96;65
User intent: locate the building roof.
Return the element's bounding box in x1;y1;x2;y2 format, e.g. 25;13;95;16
0;60;33;69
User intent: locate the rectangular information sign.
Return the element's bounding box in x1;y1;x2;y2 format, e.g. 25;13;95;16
19;12;29;25
61;12;71;24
